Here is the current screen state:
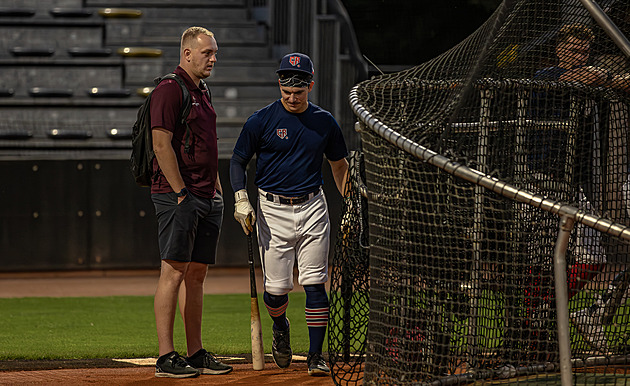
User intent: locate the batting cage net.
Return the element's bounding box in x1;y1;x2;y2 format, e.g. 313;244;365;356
329;0;630;384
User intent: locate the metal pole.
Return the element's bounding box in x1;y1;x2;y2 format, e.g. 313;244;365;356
579;0;630;59
554;215;574;386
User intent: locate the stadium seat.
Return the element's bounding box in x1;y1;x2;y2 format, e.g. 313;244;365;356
49;8;93;18
106;128;132;139
0;88;14;97
0;8;35;17
0;129;32;139
98;8;142;18
87;88;132;98
117;47;162;57
28;87;73;98
67;47;112;57
10;47;55;57
47;129;92;139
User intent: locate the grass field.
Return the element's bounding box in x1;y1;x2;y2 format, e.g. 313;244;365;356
0;292;316;360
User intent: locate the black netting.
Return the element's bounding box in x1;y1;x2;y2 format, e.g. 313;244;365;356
329;151;370;385
331;0;630;384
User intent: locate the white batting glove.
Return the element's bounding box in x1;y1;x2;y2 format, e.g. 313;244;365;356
234;189;256;235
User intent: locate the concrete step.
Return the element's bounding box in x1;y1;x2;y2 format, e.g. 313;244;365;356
3;0;84;14
0;3;249;22
0;97;266;130
0;64;124;96
127;6;248;20
104;20;266;46
212;84;278;100
158;44;270;60
0;23;103;58
85;0;246;7
125;59;277;88
0;120;240;160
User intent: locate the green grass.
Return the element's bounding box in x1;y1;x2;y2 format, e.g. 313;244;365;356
0;293;316;360
2;289;627;362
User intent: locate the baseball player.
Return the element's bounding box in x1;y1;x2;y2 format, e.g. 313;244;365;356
229;52;349;376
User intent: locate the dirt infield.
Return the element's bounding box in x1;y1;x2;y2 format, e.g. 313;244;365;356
0;268;335;385
0;362;333;385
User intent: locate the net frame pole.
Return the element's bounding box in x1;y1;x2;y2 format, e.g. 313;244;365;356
554;215;574;386
579;0;630;59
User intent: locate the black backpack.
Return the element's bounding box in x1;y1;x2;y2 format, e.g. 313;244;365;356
130;73;210;187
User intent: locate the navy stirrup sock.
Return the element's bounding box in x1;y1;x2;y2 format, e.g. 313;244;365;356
264;291;289;330
304;284;329;354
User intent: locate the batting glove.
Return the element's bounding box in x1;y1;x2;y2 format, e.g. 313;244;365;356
234;189;256;235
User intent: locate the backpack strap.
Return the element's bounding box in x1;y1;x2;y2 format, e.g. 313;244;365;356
154;73;193;153
200;79;212;106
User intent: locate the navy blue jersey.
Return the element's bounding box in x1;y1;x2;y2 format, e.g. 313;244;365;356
233;100;348;196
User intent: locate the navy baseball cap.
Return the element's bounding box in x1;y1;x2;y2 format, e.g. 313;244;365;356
276;53;315;76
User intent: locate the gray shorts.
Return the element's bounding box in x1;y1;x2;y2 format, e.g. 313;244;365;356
151;191;224;264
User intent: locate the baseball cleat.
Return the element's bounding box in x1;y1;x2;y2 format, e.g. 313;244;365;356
307;352;330;376
155;351;199;378
272;318;292;368
186;348;233;375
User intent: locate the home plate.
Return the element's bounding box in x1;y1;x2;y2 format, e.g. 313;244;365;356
113;356;245;366
113;358;157;366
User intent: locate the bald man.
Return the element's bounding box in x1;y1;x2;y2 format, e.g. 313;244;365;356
150;26;231;378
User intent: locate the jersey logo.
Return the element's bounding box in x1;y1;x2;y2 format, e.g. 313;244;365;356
276;128;288;139
289;56;300;67
191;96;200;107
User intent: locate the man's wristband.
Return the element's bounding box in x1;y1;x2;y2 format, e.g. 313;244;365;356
176;187;188;197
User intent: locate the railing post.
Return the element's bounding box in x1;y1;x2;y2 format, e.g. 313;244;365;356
554;215;575;386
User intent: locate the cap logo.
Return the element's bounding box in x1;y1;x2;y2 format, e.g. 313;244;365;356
289;56;300;67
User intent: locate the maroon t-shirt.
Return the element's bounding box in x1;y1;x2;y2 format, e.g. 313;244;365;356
150;66;218;198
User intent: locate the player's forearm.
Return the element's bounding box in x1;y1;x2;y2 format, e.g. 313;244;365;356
329;158;349;196
215;172;223;195
153;129;185;192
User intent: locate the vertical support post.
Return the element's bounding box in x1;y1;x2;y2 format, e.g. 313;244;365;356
515;89;528;177
466;88;493;366
554;215;575;386
565;97;579;187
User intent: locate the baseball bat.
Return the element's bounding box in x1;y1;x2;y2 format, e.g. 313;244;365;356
247;217;265;370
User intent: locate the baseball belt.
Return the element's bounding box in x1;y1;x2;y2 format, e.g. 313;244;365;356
262;189;320;205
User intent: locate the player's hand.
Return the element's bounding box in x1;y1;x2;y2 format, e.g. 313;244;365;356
234;189;256;235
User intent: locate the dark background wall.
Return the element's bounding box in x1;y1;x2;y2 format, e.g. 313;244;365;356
0;158;344;271
342;0;502;67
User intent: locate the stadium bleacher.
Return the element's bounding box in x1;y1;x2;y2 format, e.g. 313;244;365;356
0;0;279;270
